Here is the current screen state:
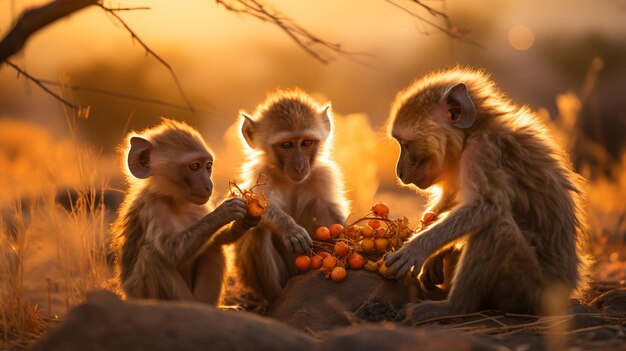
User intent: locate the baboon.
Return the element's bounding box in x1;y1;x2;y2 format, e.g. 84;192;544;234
385;67;588;320
235;89;349;301
111;119;260;304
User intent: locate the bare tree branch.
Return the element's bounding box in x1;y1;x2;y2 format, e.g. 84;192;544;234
215;0;374;66
98;4;196;112
385;0;484;48
0;0;98;63
38;78;213;113
5;60;78;108
104;6;150;12
0;1;195;112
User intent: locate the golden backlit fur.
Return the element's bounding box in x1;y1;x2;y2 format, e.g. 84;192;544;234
111;119;258;304
235;89;349;301
385;67;589;320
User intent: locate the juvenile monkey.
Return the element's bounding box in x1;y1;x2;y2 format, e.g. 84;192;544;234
235;89;349;301
111;119;260;304
385;68;588;320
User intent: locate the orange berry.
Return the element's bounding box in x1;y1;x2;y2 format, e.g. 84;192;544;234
330;266;347;282
374;227;387;238
310;255;323;269
364;260;378;272
422;211;438;225
345;225;361;240
315;226;331;241
295;255;311;270
322;255;337;270
368;219;381;230
398;228;411;240
378;260;391;277
246;197;267;216
348;253;365;269
374;238;389;252
329;223;344;237
359;226;374;238
372;202;390;218
334;241;350;256
318;251;331;258
360;238;375;251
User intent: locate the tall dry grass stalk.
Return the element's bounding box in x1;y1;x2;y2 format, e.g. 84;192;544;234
0;202;47;349
0;112;115;349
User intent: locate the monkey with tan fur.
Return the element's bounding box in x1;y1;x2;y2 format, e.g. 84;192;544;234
235;89;349;302
385;67;588;320
111;119;260;304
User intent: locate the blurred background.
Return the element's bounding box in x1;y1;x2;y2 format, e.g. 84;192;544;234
1;0;626;344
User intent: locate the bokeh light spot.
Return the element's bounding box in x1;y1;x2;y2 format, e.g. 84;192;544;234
508;25;534;51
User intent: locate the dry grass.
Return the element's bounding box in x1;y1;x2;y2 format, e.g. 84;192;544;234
0;114;116;350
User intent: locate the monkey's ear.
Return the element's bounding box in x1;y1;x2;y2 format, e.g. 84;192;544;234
240;113;258;148
128;136;153;179
443;83;476;129
320;104;332;133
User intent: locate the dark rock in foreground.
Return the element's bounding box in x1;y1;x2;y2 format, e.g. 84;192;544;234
267;269;415;332
32;290;314;351
32;289;496;351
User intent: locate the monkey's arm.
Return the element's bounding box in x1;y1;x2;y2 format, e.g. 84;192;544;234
386;199;499;279
261;204;312;253
154;198;248;266
210;214;262;246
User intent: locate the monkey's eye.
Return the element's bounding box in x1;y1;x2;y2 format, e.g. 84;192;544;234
281;141;294;149
448;108;461;121
301;140;314;148
399;140;408;149
205;162;213;171
189;162;201;171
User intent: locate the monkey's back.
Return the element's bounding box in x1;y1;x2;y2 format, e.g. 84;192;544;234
111;188;148;285
111;188;179;299
484;108;588;291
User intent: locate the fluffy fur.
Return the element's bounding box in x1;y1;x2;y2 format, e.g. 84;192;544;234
385;67;589;320
111;119;256;304
235;89;348;301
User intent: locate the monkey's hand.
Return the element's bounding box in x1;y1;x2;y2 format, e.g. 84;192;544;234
237;213;262;229
281;222;312;254
384;243;426;280
213;198;248;225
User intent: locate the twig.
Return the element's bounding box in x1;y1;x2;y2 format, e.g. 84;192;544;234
37;78;211;113
104;6;150;12
215;0;374;66
5;60;77;108
384;0;484;49
98;4;196;112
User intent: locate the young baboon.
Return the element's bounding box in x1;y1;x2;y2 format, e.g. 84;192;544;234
111;119;260;304
235;89;349;301
385;67;589;320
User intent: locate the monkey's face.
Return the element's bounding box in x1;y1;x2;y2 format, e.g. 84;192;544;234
389;82;477;189
392;132;444;189
177;152;214;205
272;137;319;183
391;102;453;190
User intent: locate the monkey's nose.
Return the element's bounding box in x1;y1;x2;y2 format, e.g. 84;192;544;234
398;171;403;179
295;165;304;173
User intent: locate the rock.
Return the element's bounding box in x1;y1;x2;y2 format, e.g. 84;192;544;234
267;270;413;332
31;289;514;351
317;324;498;351
32;290;315;351
590;288;626;315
